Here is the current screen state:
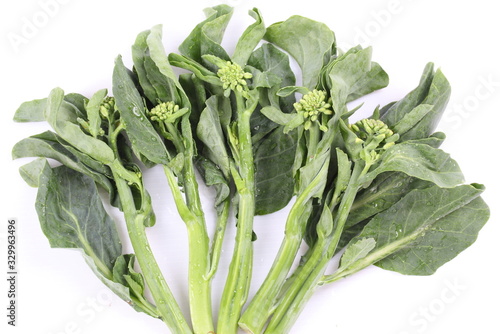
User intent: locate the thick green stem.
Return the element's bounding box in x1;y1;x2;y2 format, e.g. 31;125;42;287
113;173;192;334
264;162;366;333
184;220;213;334
239;190;316;333
164;164;213;334
264;233;329;334
240;144;331;333
218;92;256;334
184;155;214;334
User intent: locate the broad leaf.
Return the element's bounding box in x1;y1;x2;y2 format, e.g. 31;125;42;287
380;63;451;141
132;29;159;104
254;126;297;215
63;93;88;117
337;184;488;277
232;8;266;66
35;164;122;275
264;15;335;90
327;47;373;115
346;172;430;229
361;142;464;188
112;56;169;165
380;63;435;125
13;97;47;122
346;62;389;102
147;25;190;107
178;73;207;125
391;104;433;135
401;69;450;141
248;43;296;111
178;4;233;67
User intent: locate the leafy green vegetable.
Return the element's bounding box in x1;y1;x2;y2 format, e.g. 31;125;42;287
12;6;489;334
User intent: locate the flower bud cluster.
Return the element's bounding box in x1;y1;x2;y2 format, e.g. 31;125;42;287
149;101;181;122
99;97;115;118
217;61;253;97
294;90;333;131
349;118;399;164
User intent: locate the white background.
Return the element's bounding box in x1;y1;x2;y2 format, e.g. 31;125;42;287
1;0;499;333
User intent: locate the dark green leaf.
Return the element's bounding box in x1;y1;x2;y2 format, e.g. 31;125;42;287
347;172;430;229
178;4;233;68
132;29;160;104
265;15;335;89
112;56;169;165
113;254;145;296
147;25;190;107
405;132;446;148
248;43;297;113
346;61;389;102
179;73;206;125
63;93;89;117
196;95;231;177
232;8;266;66
339;184;488;277
195;156;230;209
401;69;451;141
35;164;122;275
380;63;451;141
327;47;373;115
376;194;489;275
361;142;464;188
254;126;297;215
380;63;434;125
